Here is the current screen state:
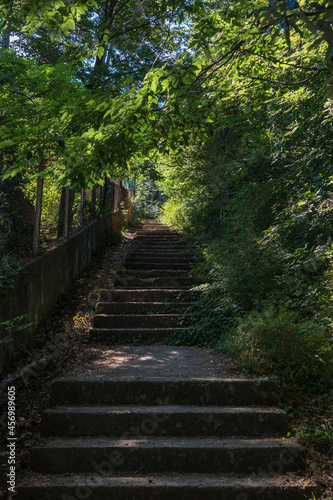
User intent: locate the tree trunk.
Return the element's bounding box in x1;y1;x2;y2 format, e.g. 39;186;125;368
91;185;96;219
78;188;85;226
100;176;109;213
1;0;13;49
57;186;74;238
32;161;45;255
63;186;70;237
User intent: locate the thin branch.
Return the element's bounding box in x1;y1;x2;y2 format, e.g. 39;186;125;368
113;0;132;18
177;40;244;96
242;67;324;86
8;90;46;104
147;26;171;76
260;5;333;32
240;49;323;72
190;51;241;95
107;12;173;42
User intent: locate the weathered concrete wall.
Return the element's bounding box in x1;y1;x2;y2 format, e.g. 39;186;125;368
0;221;102;371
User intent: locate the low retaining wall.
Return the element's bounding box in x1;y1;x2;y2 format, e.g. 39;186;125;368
104;203;133;242
0;221;103;373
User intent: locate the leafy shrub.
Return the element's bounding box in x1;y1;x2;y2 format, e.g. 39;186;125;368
0;257;22;296
167;285;239;347
219;307;333;389
202;231;284;310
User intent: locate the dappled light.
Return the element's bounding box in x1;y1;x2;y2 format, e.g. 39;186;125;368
1;0;333;498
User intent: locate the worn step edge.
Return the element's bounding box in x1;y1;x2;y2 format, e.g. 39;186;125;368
114;286;197;290
129;250;193;254
124;264;193;270
115;279;199;286
92;314;194;328
127;258;195;264
135;235;182;238
30;437;304;474
116;271;190;279
17;472;315;500
96;302;193;314
40;405;288;438
135;232;181;236
134;240;184;244
89;327;188;342
127;256;193;261
132;246;192;251
99;289;200;301
50;378;279;407
115;277;198;283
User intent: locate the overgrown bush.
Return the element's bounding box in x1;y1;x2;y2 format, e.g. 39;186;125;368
157;79;333;398
219;307;333;389
202;231;284;310
167;285;239;347
0;257;22;296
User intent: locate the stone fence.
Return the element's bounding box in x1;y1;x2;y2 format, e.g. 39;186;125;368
0;188;133;373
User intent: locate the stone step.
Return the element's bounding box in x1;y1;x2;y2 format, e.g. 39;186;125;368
132;246;191;252
135;230;180;235
99;289;199;302
117;270;189;278
17;472;314;500
135;233;182;238
135;239;184;245
30;437;303;474
50;378;279;406
125;256;193;264
140;224;170;228
40;405;288;438
124;262;191;270
96;302;193;314
133;237;188;245
129;251;193;258
132;243;191;250
89;327;187;342
92;314;193;329
135;234;180;238
116;277;197;288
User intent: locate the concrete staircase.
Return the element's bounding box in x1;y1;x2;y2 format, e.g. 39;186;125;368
89;219;198;343
17;220;313;499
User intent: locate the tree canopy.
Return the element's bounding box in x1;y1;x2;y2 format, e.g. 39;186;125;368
1;0;332;187
1;3;333;481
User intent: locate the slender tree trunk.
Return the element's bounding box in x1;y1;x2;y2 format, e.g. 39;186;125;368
91;185;96;219
63;186;70;237
32;160;45;255
57;185;74;238
1;0;13;49
100;176;109;213
79;188;85;226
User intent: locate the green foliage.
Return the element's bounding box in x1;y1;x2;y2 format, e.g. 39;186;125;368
25;175;62;239
0;257;22;296
157;2;333;396
1;0;333;394
0;314;33;336
296;415;333;451
134;177;164;220
219;307;333;389
202;232;283;310
167;285;239;346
